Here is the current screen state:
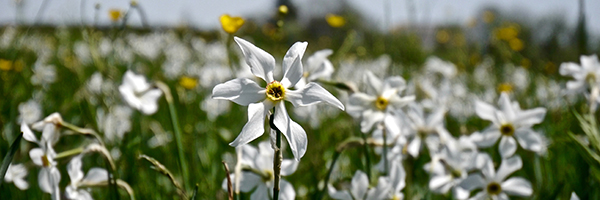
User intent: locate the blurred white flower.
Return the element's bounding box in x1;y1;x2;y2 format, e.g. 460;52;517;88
221;141;298;200
31;61;56;86
212;37;344;160
327;170;390;200
471;92;547;158
86;72;103;95
18;99;42;124
200;97;231;121
66;155;108;200
396;102;450;158
347;71;415;133
4;163;29;190
119;70;163;115
97;105;132;143
559;54;600;111
459;155;532;200
73;41;92;65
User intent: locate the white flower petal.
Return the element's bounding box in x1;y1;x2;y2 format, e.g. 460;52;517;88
225;172;261;193
389;95;416;109
306;49;334;80
273;102;308;160
21;122;38;143
514;107;546;127
328;184;352;200
29;148;44;166
382;76;406;96
212;78;265;106
498;93;516;121
499;136;517;158
470;128;501;147
429;175;453;193
279;180;297;200
234;37;275;82
360;110;385;133
496;155;522;182
559;62;582;76
475;100;497;122
67;155;84;184
408;137;421;158
229;102;270;147
515;129;545;153
251;184;270;200
365;71;383;95
286;82;345;110
458;174;485;191
139;89;163;115
346;93;376;118
350;170;369;199
83;168;109;184
281;160;299;176
281;42;308;88
502;177;533;196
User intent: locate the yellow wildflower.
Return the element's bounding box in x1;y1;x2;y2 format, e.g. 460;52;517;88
326;14;345;28
278;5;288;15
0;59;12;71
497;83;513;93
179;76;198;90
220;14;245;34
109;9;123;22
509;38;524;52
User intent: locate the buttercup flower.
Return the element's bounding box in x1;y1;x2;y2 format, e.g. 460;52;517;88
222;141;298;200
220;14;245;34
119;70;163;115
212;37;344;160
471;92;547;158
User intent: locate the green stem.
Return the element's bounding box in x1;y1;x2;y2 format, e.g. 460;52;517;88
382;127;388;175
360;132;372;181
55;147;84;160
156;81;190;191
317;151;341;200
269;110;282;200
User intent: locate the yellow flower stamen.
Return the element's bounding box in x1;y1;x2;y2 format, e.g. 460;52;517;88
497;83;513;93
42;155;51;167
374;96;389;111
500;124;515;136
486;182;502;195
220;14;245;34
266;81;285;101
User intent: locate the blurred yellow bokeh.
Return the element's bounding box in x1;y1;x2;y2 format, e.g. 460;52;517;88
220;14;245;34
179;76;198;90
326;14;346;28
109;9;123;22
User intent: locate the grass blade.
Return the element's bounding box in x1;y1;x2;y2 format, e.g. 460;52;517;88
0;132;23;188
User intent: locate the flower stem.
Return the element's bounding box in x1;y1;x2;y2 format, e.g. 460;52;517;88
360;132;372;181
155;81;190;191
382;127;388;175
55;147;84;160
269;111;282;200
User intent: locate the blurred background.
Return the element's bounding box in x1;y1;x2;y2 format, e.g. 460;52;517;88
1;0;600;199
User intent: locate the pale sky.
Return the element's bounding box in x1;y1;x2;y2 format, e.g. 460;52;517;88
0;0;598;35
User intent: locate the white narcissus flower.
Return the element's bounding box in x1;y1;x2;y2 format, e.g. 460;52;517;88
119;70;163;115
327;170;390;200
559;55;600;111
66;155;109;200
459;155;532;200
22;122;61;200
212;37;345;160
347;71;415;133
4;163;29;190
221;141;298;200
471;92;547;158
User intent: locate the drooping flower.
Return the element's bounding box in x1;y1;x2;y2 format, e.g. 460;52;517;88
471;92;547;158
22;122;61;200
119;70;163;115
66;155;109;200
459;155;532;200
347;71;415;133
221;141;298;200
4;163;29;190
212;37;344;160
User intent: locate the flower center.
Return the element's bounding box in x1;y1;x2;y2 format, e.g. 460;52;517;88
374;96;389;110
266;81;285;101
42;155;51;167
500;124;515;136
586;72;597;84
262;170;275;182
486;182;502;195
